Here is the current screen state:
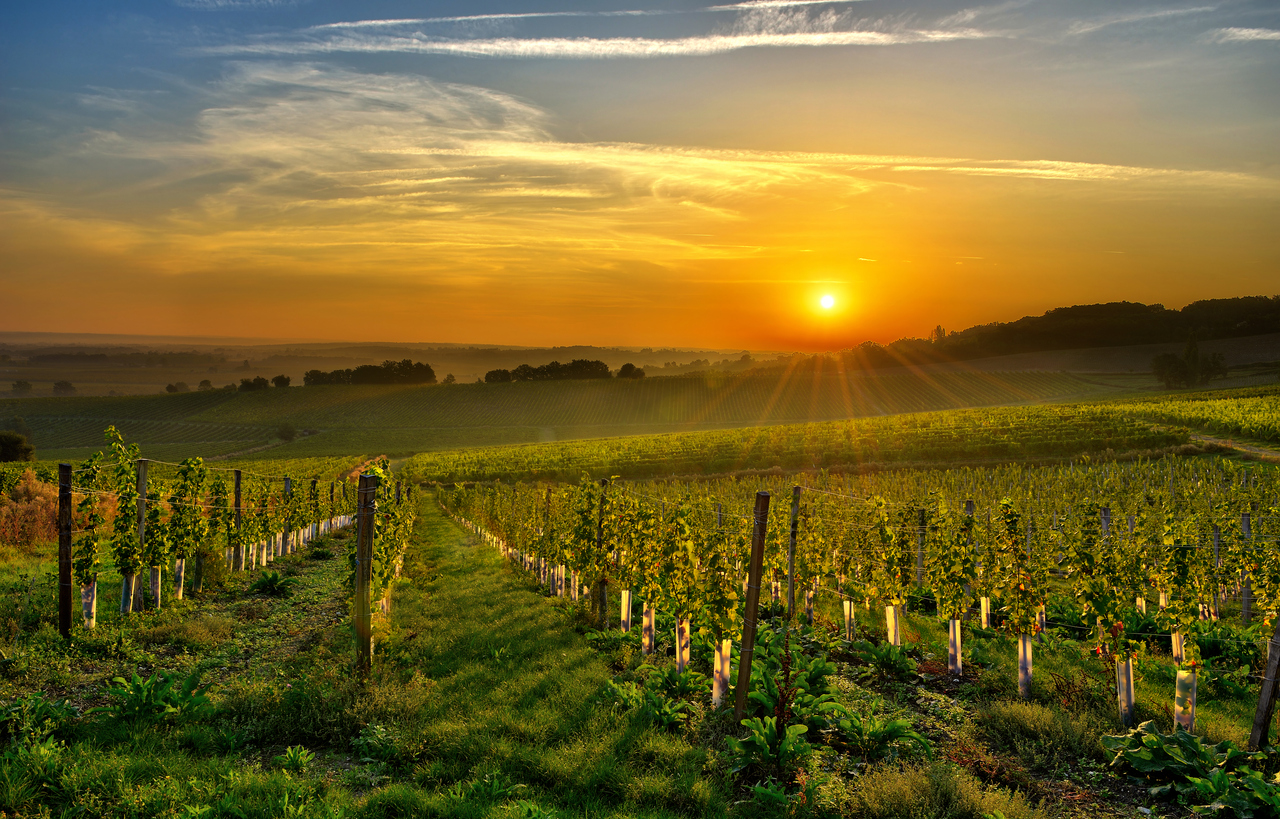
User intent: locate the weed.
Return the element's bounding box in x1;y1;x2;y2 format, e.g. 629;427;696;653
250;571;297;598
834;701;932;762
849;640;918;684
97;670;211;724
352;723;401;765
273;744;316;772
726;716;812;780
135;615;233;651
1;692;78;744
977;700;1105;773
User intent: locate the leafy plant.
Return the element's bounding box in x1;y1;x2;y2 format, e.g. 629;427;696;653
726;716;812;777
834;701;932;761
848;639;918;684
599;679;644;711
273;744;316;772
250;570;297;598
351;723;400;765
640;689;690;731
642;665;710;700
1;693;78;745
1103;720;1266;812
511;799;560;818
98;670;211;724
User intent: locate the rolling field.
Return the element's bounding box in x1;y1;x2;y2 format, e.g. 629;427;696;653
400;403;1189;484
2;369;1113;462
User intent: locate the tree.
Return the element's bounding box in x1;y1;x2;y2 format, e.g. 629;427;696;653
443;373;456;385
53;380;76;395
239;376;270;391
165;382;190;393
0;431;35;462
485;369;513;383
272;374;291;388
11;381;32;395
197;380;214;391
1152;339;1229;389
617;363;645;379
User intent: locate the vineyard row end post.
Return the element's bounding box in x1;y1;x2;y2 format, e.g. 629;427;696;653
58;463;72;639
233;470;243;572
735;490;771;723
355;473;378;676
788;485;800;620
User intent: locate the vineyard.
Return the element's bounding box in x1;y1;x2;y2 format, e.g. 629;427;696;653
6;386;1280;816
400;404;1192;484
1097;385;1280;443
2;369;1113;462
437;453;1280;814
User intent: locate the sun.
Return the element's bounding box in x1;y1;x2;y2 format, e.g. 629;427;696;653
820;294;835;310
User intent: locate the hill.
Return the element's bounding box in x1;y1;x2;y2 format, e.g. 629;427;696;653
1;369;1110;462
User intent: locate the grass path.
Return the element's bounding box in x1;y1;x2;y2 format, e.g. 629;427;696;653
362;500;726;818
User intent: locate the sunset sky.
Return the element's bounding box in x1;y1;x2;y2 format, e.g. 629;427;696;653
2;0;1278;350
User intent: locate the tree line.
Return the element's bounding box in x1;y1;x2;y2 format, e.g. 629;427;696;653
303;359;436;386
484;359;644;383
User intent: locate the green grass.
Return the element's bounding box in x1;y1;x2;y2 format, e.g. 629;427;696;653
0;502;731;818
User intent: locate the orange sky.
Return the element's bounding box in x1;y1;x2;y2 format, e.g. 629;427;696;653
2;3;1278;350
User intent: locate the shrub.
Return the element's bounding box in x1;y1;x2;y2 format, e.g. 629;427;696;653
1;693;78;745
976;700;1105;773
135;615;233;651
250;571;296;598
844;762;1045;819
98;671;211;724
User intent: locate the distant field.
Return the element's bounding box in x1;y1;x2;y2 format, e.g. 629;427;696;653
1094;383;1280;442
1;369;1112;461
400;404;1188;483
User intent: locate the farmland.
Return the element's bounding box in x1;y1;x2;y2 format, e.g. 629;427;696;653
4;376;1280;818
3;369;1113;463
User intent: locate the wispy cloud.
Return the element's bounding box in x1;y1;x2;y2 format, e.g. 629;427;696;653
1066;5;1217;36
1207;26;1280;42
175;0;307;9
308;1;870;30
202;27;995;59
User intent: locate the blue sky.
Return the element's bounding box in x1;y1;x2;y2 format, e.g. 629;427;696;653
2;1;1278;347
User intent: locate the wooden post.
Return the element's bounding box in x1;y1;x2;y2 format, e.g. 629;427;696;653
964;500;974;601
233;470;243;572
284;477;293;555
311;478;320;543
788;486;800;620
1249;618;1280;749
58;464;72;639
354;473;378;675
1243;513;1253;624
122;459;147;614
915;508;925;587
594;479;609;630
735;491;771;722
1213;525;1222;620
